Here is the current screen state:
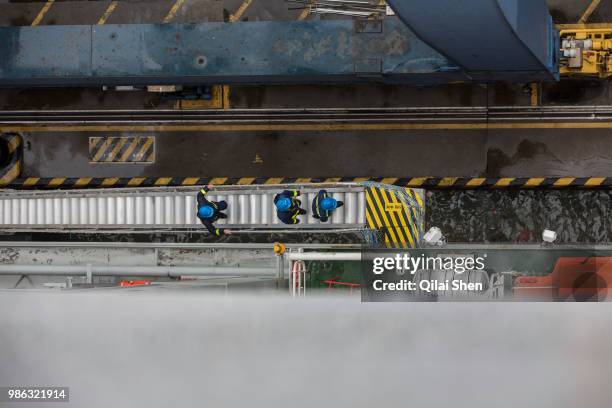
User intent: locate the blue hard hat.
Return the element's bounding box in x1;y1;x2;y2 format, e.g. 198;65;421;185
198;205;214;219
321;197;338;211
276;197;292;211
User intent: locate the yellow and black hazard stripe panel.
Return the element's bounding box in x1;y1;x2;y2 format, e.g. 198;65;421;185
365;186;424;249
89;136;155;163
5;176;612;189
0;133;23;186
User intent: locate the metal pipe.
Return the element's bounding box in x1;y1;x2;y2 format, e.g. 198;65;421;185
285;252;361;261
0;241;362;250
0;265;275;277
8;106;612;126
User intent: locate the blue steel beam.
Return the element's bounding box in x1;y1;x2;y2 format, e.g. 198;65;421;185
386;0;559;81
0;19;467;88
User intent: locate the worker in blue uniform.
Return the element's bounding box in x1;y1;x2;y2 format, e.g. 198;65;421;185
274;190;307;224
312;190;344;222
197;185;232;236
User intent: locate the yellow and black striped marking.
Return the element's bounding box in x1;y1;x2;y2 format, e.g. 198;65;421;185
365;186;424;249
5;176;612;190
89;136;155;163
0;133;23;186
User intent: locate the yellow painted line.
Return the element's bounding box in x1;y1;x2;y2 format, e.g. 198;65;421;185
495;178;515;187
0;163;20;185
410;188;424;209
365;192;383;230
11;122;612;133
381;178;398;185
557;23;612;30
385;191;413;248
146;150;155;163
585;177;606;187
127;178;145;186
365;209;376;231
48;178;66;187
554;177;575;187
22;178;39;187
133;137;154;161
98;0;118;25
324;178;341;183
7;136;20;154
119;138;139;162
295;178;312;183
237;177;256;185
369;188;400;247
229;0;253;22
579;0;601;24
438;177;458;187
105;138;126;162
530;83;539;107
407;178;427;187
389;226;407;248
155;178;172;186
178;100;218;110
163;0;186;23
31;0;54;26
298;5;311;20
265;178;284;184
210;177;228;185
101;178;119;187
465;178;485;187
405;189;423;235
182;177;200;185
524;178;545;187
222;85;231;109
74;178;92;187
92;138;112;162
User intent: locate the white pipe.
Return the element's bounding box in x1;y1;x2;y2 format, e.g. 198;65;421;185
285;252;361;261
0;265;274;277
0;241;362;250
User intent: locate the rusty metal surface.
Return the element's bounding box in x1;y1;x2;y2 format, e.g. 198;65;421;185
0;19;465;87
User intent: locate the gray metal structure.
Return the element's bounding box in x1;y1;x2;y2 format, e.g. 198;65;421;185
0;20;466;87
0;184;366;232
386;0;559;81
0;5;562;88
0;241;362;289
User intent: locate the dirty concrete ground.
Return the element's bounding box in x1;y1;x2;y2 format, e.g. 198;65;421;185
547;0;612;23
14;127;612;179
0;0;608;26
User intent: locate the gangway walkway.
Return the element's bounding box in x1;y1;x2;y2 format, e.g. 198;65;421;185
0;183;365;231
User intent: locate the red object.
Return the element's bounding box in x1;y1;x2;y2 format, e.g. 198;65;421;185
514;257;612;301
119;280;151;287
324;280;362;294
516;228;531;242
